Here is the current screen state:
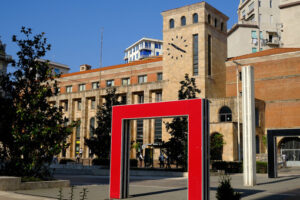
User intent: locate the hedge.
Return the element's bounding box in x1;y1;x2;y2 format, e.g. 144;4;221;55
212;161;268;174
59;158;75;164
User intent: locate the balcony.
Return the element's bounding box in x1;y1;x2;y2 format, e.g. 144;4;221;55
266;39;280;46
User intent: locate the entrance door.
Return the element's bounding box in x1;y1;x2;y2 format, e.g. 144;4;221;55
280;137;300;166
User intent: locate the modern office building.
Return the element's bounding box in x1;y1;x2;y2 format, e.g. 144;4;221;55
124;38;163;63
228;0;281;57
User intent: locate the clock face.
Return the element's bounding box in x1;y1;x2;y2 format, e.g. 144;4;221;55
166;35;188;60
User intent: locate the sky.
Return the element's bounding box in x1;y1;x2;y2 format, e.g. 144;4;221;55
0;0;239;73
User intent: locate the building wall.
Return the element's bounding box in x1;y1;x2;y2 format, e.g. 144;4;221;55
162;2;228;101
229;0;281;57
226;50;300;133
280;0;300;47
49;58;164;158
228;26;259;58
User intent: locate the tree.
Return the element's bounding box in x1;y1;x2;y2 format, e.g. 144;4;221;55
210;133;225;160
164;74;200;170
85;87;120;159
0;27;75;178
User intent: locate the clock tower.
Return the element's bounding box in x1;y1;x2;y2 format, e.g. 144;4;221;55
161;2;228;101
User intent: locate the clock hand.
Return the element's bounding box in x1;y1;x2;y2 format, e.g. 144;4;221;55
170;43;186;53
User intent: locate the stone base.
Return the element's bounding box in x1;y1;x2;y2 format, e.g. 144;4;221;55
0;176;69;191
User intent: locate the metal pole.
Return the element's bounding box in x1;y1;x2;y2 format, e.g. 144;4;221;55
100;28;104;68
233;60;241;161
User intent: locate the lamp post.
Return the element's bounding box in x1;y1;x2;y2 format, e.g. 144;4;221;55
233;60;242;161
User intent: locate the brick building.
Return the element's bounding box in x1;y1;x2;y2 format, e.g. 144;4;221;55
50;2;300;163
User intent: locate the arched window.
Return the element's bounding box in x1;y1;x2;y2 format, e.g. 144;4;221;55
169;19;175;29
215;18;218;27
219;106;232;122
181;16;186;26
210;132;224;160
221;22;224;32
279;137;300;161
208;14;211;24
90;117;95;137
193;13;198;23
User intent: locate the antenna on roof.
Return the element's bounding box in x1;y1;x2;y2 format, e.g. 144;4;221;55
100;27;104;68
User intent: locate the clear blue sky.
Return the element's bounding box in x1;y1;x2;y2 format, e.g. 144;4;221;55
0;0;239;73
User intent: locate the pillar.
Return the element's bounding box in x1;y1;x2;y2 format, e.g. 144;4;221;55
242;66;256;186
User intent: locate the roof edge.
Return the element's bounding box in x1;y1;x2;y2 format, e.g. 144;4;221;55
61;56;163;78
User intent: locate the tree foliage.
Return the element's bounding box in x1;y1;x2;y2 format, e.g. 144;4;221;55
163;74;200;170
0;27;75;178
210;133;225;160
85;87;120;159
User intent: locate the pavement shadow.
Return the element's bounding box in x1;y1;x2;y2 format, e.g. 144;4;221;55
211;187;264;198
257;175;300;186
130;187;187;197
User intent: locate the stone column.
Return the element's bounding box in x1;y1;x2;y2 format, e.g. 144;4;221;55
242;66;256;186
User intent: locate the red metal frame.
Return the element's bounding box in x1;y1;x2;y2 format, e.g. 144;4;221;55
109;99;208;200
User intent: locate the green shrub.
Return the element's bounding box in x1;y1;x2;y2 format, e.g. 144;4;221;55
92;158;110;166
59;158;75;164
212;161;267;174
130;159;138;168
21;176;43;182
256;161;267;173
216;175;241;200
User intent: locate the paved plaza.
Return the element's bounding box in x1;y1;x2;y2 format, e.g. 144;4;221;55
1;168;300;200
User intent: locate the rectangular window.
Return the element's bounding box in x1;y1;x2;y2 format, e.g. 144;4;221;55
270;0;272;8
154;118;162;143
242;10;246;19
122;78;130;86
76;121;81;139
65;101;68;111
77;100;81;111
79;84;86;91
157;72;163;81
252;47;257;53
207;34;212;76
138;75;147;83
56;87;60;94
106;80;114;87
255;108;260;127
251;30;257;39
121;95;127;105
136;119;143;144
66;85;72;93
193;34;199;76
92;82;99;89
91;99;96;109
155;43;158;48
259;0;261;7
155;92;162;102
248;2;254;12
54;68;60;75
138;94;144;104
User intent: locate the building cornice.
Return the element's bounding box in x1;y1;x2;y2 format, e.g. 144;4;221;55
279;1;300;9
227;23;258;36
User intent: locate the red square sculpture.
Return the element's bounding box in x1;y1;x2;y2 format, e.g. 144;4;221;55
109;99;209;200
